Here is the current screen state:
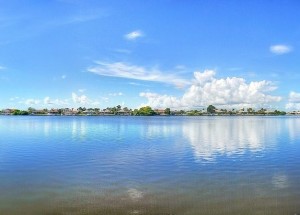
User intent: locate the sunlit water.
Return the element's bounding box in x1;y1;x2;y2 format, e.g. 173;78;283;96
0;116;300;215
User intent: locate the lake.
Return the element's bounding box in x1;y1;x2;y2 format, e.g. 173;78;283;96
0;116;300;215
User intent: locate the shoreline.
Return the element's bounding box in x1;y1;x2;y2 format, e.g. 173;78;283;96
1;114;299;117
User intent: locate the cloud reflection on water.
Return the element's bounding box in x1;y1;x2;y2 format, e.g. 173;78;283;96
182;117;282;161
272;173;289;189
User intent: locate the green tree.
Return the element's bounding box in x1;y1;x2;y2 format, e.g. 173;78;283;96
138;106;155;116
133;109;139;115
116;105;121;111
274;110;286;115
179;110;185;115
207;105;216;114
12;109;21;115
164;108;171;115
28;107;35;114
258;108;266;115
58;109;63;115
12;110;29;115
247;108;253;114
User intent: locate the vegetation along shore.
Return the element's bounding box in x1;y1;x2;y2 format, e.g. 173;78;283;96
1;105;298;116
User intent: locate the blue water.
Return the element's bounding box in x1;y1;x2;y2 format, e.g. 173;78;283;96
0;116;300;215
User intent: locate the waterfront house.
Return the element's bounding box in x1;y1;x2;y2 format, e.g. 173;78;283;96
99;109;114;115
1;109;14;115
154;109;165;115
117;109;131;115
48;109;60;115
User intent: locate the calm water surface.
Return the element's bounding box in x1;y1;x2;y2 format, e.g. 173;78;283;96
0;116;300;215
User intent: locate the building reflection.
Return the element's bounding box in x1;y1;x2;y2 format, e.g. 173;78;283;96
71;119;87;139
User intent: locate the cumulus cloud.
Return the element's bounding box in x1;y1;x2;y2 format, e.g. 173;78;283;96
270;44;292;54
124;30;143;40
285;91;300;110
71;92;100;106
140;92;182;109
288;91;300;103
72;92;88;104
87;61;190;88
193;70;215;83
44;97;52;104
140;70;281;109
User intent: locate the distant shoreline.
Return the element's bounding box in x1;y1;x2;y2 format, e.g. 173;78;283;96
2;105;298;116
1;114;299;117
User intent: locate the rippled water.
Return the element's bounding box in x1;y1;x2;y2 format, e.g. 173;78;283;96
0;116;300;215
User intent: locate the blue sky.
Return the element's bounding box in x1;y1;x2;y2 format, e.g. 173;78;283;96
0;0;300;110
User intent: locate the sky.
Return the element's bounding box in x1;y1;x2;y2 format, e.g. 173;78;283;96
0;0;300;110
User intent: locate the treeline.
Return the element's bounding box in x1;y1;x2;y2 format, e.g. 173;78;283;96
1;105;287;116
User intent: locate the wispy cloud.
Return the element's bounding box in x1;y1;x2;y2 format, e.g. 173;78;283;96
124;30;144;40
114;49;132;54
9;97;19;101
109;92;123;96
0;66;6;70
175;65;186;70
24;99;41;105
270;44;292;55
57;13;104;26
78;89;86;93
87;61;190;88
44;97;69;106
129;82;149;87
61;75;67;79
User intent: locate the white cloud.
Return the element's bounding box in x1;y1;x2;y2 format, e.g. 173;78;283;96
270;44;292;55
44;97;52;104
43;96;68;106
193;70;215;83
124;30;143;40
140;92;182;109
109;92;123;96
78;89;86;93
9;96;19;101
61;75;67;79
101;97;109;102
71;92;100;107
115;49;131;54
285;91;300;110
87;61;190;88
175;65;186;70
129;82;149;87
72;92;88;104
140;70;281;109
0;66;6;70
25;99;40;105
288;91;300;103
